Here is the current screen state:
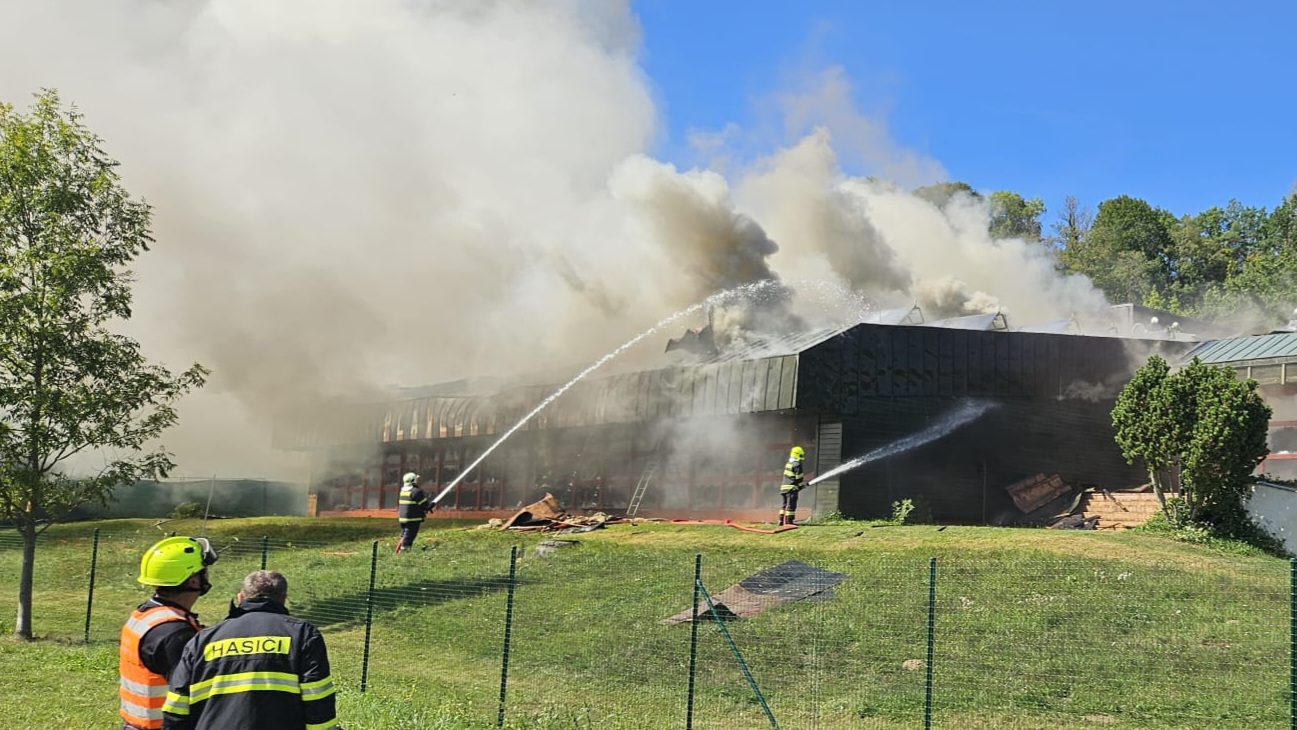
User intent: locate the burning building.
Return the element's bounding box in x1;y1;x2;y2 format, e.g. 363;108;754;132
278;305;1199;525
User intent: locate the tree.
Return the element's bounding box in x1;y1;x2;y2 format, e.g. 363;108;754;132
1047;195;1092;253
1167;211;1233;300
1112;356;1271;532
912;181;980;209
1062;195;1175;303
987;190;1045;241
0;90;207;638
1198;193;1297;323
1261;190;1297;255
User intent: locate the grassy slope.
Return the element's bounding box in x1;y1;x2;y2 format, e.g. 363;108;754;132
0;517;1288;730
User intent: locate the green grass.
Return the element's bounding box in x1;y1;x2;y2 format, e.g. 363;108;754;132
0;517;1290;729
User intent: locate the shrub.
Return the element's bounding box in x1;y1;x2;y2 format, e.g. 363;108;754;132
170;501;206;519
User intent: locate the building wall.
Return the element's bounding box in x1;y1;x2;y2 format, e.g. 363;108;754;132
798;325;1192;523
832;399;1148;523
797;324;1191;407
1257;384;1297;479
313;411;818;520
1247;482;1297;555
306;325;1195;524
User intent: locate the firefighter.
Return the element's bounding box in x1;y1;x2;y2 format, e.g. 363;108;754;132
120;536;219;730
162;570;340;730
779;445;807;526
395;471;432;554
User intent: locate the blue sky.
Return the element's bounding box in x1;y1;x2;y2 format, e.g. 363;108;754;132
634;0;1296;221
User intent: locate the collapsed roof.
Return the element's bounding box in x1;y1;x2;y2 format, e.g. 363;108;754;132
273;303;1216;451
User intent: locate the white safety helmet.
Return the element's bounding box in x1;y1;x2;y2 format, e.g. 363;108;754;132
403;472;419;486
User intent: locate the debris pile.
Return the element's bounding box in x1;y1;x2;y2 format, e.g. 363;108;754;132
1004;473;1095;529
480;493;628;533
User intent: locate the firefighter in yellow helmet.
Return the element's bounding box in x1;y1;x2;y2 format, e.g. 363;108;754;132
779;445;807;526
120;536;219;730
396;472;432;554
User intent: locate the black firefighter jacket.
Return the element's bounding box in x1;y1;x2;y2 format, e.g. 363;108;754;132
399;483;432;523
162;598;340;730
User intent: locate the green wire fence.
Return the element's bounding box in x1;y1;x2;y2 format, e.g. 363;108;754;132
0;529;1292;730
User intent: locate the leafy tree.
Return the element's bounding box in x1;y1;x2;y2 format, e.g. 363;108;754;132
1140;287;1183;315
1196;193;1297;324
1062;195;1175;303
987;191;1045;241
1167;212;1231;297
912;181;980;209
1168;201;1266;306
1261;191;1297;255
0;90;207;638
1201;201;1266;275
1092;195;1175;263
1113;356;1271;535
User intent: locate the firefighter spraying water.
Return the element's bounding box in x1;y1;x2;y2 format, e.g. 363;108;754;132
807;399;997;487
778;445;807;526
426;280;785;508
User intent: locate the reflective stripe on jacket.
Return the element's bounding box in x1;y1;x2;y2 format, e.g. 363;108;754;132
120;603;201;729
781;457;805;492
162;598;339;730
398;484;430;523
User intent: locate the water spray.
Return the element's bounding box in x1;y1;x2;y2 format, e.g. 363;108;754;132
430;280;783;505
807;399;997;487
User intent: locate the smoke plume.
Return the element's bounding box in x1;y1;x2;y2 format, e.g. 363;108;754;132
0;0;1110;480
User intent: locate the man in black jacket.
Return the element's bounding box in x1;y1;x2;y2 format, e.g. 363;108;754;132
162;570;340;730
396;471;432;554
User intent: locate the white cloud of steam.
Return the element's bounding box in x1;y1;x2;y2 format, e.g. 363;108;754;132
774;66;947;190
736;128;1109;322
0;0;1111;480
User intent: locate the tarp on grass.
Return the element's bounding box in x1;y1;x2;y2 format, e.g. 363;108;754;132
661;559;847;624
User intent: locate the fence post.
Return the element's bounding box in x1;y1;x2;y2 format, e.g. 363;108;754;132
360;540;378;693
696;579;777;728
924;557;937;730
83;528;100;644
1289;557;1295;730
260;536;269;571
497;545;519;728
686;553;701;730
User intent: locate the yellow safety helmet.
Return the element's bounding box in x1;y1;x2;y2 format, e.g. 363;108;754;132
403;472;419;486
137;536;218;587
790;446;805;460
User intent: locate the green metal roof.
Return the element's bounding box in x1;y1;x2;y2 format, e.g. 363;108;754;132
1183;332;1297;365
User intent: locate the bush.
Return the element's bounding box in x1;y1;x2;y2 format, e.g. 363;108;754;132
170;502;206;519
891;496;932;525
891;499;915;524
1139;506;1289;558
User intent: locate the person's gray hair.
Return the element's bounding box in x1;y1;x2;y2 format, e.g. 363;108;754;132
241;570;288;604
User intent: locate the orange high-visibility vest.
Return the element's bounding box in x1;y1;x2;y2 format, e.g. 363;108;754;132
119;604;200;730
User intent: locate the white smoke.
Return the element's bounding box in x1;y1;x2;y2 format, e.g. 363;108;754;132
0;0;1110;480
737;127;1108;322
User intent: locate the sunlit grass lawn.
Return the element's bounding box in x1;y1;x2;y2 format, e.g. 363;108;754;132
0;516;1288;729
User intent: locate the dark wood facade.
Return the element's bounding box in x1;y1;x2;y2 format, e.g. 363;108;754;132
292;324;1195;523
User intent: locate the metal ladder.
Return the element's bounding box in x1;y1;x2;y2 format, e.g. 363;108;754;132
626;461;658;517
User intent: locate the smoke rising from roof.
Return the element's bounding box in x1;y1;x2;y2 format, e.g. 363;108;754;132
1;0;1110;479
